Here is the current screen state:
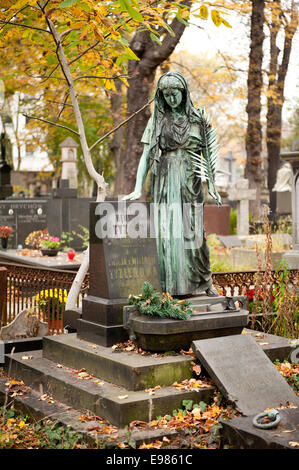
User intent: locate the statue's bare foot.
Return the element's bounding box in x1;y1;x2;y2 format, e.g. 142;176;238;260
205;285;219;297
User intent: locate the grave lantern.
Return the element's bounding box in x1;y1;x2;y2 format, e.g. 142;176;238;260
59;137;79;189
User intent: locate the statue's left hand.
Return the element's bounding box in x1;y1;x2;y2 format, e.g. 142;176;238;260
122;190;142;201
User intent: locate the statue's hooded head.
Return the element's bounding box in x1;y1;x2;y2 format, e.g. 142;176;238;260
148;72;201;174
154;72;197;118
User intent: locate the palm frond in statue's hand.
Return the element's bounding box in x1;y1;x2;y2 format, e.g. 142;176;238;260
188;108;222;206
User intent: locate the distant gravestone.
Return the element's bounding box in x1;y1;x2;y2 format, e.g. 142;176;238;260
192;334;299;416
217;235;243;249
76;200;161;346
0;199;48;247
228;178;256;236
281;140;299;268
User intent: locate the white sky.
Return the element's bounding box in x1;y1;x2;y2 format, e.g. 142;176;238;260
177;10;299;125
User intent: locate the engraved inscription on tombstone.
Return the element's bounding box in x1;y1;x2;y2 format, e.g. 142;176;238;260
0;200;48;247
89;200;161;299
77;200;161;347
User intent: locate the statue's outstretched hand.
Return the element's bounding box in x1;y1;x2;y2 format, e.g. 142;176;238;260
122;190;142;201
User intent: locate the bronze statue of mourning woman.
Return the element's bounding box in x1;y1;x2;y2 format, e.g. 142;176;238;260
124;72;221;298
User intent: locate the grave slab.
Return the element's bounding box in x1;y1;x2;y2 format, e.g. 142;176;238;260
217;235;243;248
0;249;83;270
242;329;299;362
192;334;299;416
220;408;299;449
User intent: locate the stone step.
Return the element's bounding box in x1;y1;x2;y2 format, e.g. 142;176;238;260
42;333;194;391
5;350;214;428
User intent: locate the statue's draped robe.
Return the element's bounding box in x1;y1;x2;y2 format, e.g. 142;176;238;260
141;111;213;296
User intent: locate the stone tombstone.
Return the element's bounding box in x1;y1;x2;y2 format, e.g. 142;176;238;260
60;137;79;189
228;178;256;236
0;199;47;247
273;162;292;214
280;139;299;268
216;151;237;188
77;200;161;346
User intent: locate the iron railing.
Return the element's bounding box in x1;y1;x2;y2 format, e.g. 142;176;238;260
0;261;297;335
0;262;89;334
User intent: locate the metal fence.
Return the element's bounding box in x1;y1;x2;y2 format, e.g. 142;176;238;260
0;262;297;335
0;262;89;334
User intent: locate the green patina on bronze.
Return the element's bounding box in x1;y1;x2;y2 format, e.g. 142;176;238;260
124;72;221;297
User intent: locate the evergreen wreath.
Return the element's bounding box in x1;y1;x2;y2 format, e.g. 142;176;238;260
128;282;194;320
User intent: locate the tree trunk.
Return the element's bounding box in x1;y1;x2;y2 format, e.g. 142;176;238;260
245;0;265;219
120;1;192;194
266;0;298;217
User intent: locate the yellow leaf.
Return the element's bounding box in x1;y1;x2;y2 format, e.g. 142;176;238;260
211;10;222;27
6;418;16;427
18;420;27;429
199;5;209;20
221;19;232;28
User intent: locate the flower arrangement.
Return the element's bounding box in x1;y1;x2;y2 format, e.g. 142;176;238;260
25;229;48;249
0;225;13;238
35;288;67;321
40;235;61;250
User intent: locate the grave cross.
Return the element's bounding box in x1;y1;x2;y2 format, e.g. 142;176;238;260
228;178;256;236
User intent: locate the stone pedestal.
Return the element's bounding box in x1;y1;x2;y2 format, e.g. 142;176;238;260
76;201;161;346
124;294;248;352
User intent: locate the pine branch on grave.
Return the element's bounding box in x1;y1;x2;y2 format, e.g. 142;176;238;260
128;282;193;320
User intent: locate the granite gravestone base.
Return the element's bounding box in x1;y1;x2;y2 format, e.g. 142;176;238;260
75;201;161;347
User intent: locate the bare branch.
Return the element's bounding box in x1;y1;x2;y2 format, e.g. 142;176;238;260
0;19;50;34
68;40;100;66
89;98;154;152
23;113;79;136
46;99;72;107
57;92;70;119
0;5;29;31
74;74;130;82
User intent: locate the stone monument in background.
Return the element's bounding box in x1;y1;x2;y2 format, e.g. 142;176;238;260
280;138;299;268
0;132;13;200
60;137;79;189
228;178;256;236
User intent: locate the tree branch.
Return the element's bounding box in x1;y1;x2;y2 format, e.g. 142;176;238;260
23;113;79;136
89;98;154;152
74;74;129;82
141;0;192;67
0;5;29;31
0;19;50;34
